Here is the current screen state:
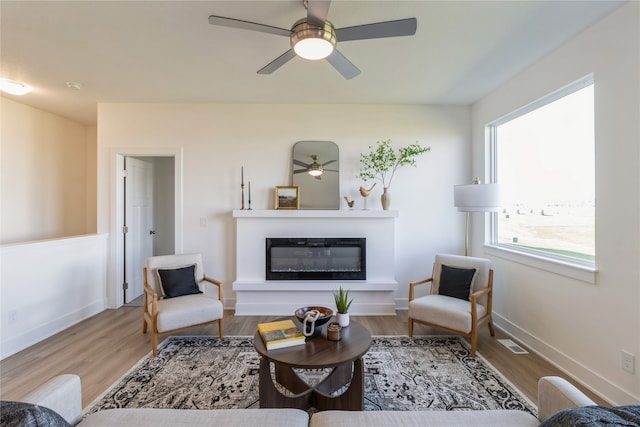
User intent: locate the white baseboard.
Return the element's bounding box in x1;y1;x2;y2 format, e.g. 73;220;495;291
224;298;236;311
493;312;639;405
395;298;408;310
1;300;106;360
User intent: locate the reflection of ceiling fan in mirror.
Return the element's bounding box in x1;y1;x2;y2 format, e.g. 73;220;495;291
294;155;337;179
208;0;417;79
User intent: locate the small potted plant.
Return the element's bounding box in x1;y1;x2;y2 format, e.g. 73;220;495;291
333;286;353;327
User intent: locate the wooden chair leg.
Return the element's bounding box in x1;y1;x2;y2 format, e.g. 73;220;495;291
151;331;158;356
470;330;477;357
142;319;147;334
408;318;413;337
218;318;224;337
488;320;495;336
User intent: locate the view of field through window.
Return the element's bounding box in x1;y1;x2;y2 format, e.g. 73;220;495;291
494;84;595;261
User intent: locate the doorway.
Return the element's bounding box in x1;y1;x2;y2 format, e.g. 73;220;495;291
110;147;183;309
122;156;176;305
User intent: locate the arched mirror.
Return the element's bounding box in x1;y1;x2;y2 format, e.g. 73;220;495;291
292;141;339;209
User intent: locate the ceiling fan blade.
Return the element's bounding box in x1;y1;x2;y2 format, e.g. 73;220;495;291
293;169;309;174
322;159;336;167
336;18;417;42
307;0;331;27
257;49;297;74
326;50;361;80
294;159;312;168
208;15;290;37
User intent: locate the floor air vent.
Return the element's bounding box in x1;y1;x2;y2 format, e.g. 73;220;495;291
498;339;529;354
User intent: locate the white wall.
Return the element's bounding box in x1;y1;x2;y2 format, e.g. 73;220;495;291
471;2;639;404
0;234;108;359
0;99;105;359
97;104;471;310
0;98;95;244
85;126;98;233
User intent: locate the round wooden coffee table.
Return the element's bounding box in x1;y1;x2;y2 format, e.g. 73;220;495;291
253;318;372;411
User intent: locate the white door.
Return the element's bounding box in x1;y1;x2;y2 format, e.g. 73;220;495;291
124;157;154;304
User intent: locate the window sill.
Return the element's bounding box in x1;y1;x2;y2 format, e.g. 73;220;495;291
484;244;597;284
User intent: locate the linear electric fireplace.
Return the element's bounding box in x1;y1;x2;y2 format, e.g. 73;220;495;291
266;238;366;280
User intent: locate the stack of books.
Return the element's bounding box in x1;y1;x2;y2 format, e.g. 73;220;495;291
257;319;306;350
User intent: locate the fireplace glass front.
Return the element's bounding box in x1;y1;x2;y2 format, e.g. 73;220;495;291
266;238;366;280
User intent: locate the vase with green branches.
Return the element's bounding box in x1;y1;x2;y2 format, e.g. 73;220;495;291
358;139;431;209
333;286;353;327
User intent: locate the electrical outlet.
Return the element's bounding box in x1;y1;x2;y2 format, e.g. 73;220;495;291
200;217;207;227
622;351;635;374
8;310;17;325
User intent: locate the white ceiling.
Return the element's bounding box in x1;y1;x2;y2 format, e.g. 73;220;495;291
0;0;624;126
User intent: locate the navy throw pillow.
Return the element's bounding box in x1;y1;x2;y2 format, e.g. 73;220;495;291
539;405;640;427
157;264;202;298
438;264;477;301
0;401;71;427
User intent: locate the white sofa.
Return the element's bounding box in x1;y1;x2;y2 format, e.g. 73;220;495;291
18;374;597;426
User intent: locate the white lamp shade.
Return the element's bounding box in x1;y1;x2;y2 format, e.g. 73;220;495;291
454;183;500;212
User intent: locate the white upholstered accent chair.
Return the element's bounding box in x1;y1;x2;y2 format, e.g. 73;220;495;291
408;254;494;357
143;253;224;355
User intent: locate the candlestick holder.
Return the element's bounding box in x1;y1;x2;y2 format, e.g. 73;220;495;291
241;183;245;210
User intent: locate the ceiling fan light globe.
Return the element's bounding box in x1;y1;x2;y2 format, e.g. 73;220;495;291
307;159;324;176
291;18;336;60
294;38;334;60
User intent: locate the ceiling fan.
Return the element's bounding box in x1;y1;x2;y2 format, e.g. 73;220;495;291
208;0;417;79
294;155;337;179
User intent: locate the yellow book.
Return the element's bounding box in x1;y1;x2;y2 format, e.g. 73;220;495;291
257;319;306;350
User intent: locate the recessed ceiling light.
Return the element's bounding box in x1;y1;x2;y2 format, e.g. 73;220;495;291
0;78;33;96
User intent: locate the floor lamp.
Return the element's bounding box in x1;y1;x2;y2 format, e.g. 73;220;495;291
454;178;500;256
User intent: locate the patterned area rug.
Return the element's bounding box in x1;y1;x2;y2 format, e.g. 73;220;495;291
86;335;536;415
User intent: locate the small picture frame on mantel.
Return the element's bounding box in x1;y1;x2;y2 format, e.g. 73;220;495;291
275;186;299;210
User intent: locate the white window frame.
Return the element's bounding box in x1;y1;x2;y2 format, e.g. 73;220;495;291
485;75;597;284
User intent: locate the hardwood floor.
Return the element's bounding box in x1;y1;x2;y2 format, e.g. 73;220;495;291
0;307;607;409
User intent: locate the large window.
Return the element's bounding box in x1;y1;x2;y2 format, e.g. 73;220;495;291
489;77;595;265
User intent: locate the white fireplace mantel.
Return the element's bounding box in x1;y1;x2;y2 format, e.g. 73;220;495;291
232;209;398;219
232;209;399;316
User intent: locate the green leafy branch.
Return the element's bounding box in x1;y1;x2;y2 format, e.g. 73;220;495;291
358;139;431;188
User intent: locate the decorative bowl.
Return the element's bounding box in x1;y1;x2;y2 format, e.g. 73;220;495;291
294;306;334;335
